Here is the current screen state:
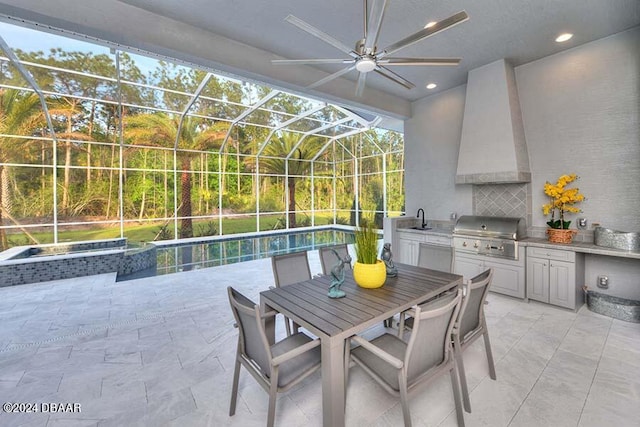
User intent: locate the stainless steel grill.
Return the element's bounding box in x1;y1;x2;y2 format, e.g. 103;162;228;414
453;215;526;260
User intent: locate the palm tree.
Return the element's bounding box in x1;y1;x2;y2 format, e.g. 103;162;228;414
125;113;228;239
259;133;325;228
0;89;44;249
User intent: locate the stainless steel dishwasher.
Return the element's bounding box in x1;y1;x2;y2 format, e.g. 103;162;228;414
417;235;454;273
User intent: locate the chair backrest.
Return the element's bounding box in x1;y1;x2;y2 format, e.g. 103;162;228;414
459;268;494;340
227;286;272;376
319;244;351;275
404;289;462;382
272;251;311;287
417;243;453;273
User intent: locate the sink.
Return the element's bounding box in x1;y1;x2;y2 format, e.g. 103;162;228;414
594;227;640;251
410;226;433;231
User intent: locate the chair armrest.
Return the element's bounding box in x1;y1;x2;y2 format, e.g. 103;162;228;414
272;338;320;366
351;336;404;369
261;310;279;319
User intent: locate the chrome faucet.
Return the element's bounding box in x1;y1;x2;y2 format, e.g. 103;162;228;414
416;208;427;229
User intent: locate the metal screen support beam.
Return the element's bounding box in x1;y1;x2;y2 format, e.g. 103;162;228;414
285;117;352;160
174;73;213;150
256;103;326;156
382;153;387;220
218;154;223;235
115;51;125;239
310;162;315;227
0;35;61;243
354;155;359;228
332;142;337;225
285;160;289;229
219;90;280;153
255;156;260;232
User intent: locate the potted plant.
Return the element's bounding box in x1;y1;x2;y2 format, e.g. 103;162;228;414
542;173;585;243
353;220;386;288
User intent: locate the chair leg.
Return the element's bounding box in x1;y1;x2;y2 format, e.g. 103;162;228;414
229;357;241;416
283;316;292;337
267;368;279;427
344;339;351;410
398;371;412;427
454;337;471;413
449;365;466;427
482;328;497;380
397;313;406;337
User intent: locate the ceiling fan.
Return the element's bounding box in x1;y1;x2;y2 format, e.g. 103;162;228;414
272;0;469;96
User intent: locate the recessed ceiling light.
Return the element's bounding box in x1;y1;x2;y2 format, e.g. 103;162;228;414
426;83;437;89
424;21;437;29
555;33;573;43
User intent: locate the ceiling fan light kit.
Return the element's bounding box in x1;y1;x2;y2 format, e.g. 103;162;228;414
272;0;469;96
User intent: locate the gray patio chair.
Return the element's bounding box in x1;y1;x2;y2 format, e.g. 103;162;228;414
345;289;465;427
397;268;496;413
271;251;312;335
417;242;453;272
453;268;496;413
227;286;321;427
319;244;351;275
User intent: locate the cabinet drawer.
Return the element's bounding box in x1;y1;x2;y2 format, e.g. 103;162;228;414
396;231;425;242
425;235;451;246
527;246;575;262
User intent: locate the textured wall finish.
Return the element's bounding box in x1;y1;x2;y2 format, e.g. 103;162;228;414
516;27;640;231
404;85;472;220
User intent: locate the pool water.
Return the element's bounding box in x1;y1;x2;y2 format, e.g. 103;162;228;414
155;229;357;275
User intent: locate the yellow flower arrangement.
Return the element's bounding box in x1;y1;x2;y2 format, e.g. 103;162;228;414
542;173;585;229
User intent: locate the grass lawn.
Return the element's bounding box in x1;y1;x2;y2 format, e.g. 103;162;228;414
5;213;339;247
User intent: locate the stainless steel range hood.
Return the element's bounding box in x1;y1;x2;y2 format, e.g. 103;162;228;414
456;59;530;184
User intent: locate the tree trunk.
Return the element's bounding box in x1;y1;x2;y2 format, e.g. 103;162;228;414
179;156;193;271
179;156;193;239
288;176;296;228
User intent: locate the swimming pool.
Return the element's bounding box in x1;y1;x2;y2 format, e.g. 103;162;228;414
154;228;360;276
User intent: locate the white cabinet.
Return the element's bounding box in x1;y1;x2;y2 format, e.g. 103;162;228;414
526;247;584;310
454;248;526;299
396;231;421;265
396;231;452;267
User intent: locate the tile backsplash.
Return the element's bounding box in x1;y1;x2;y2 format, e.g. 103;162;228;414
473;183;531;225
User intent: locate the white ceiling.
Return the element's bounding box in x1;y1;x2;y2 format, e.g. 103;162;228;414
113;0;640;101
0;0;639;118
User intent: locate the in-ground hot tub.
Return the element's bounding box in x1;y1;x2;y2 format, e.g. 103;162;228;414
0;238;156;287
584;287;640;323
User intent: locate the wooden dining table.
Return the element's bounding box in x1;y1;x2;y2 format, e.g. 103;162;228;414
260;262;463;427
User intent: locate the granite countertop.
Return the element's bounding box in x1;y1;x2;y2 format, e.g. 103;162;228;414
396;227;454;237
521;238;640;260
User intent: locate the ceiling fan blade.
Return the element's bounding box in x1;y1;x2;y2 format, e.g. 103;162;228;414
378;10;469;58
378;57;461;66
374;66;415;89
355;72;367;97
272;58;355;65
307;65;357;89
285;14;356;57
363;0;388;53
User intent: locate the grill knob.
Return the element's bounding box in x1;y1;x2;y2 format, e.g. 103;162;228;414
499;245;504;251
473;242;479;248
462;241;467;247
485;244;491;250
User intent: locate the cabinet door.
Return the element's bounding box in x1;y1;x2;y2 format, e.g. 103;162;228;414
453;255;484;281
527;257;549;303
397;238;418;265
484;258;526;299
549;260;576;309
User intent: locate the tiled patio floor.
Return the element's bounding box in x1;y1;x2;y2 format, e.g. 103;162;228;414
0;251;639;427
